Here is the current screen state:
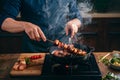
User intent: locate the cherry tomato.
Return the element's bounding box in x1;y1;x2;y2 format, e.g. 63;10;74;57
30;55;42;60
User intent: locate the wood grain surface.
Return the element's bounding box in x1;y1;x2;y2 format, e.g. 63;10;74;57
0;52;120;79
10;53;45;76
93;52;120;77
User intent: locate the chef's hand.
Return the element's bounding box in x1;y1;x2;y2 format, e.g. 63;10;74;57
24;22;46;42
65;18;81;38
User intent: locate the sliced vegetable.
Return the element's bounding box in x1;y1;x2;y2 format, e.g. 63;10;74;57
102;72;119;80
25;54;42;65
30;55;42;60
101;58;110;65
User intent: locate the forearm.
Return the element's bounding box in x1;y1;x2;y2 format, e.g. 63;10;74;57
1;18;26;33
1;17;46;41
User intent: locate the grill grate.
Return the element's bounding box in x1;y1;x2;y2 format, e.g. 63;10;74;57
42;54;102;80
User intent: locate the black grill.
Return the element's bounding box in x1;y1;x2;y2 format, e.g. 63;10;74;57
42;54;102;80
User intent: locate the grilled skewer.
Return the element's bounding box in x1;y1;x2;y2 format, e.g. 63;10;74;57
48;39;87;56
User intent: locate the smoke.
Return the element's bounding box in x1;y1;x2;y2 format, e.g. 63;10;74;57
78;0;93;26
76;0;93;44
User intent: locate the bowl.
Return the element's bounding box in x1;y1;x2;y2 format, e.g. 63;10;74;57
109;57;120;70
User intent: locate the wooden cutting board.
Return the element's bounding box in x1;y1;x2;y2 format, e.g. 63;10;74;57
10;53;46;76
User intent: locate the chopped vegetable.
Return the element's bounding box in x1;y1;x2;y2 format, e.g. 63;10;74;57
25;55;42;65
100;56;120;66
101;58;110;65
111;57;120;63
102;72;119;80
25;57;31;65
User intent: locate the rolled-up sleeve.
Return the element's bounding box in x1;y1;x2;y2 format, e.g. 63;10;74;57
69;0;83;22
0;0;21;27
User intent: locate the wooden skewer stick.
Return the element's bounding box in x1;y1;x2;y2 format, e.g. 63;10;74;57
98;53;111;63
47;39;54;43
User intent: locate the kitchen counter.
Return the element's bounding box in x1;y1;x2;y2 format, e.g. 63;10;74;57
0;52;120;80
93;52;120;77
17;12;120;19
83;12;120;18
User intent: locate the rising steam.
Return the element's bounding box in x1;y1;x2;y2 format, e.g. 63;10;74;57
78;0;93;26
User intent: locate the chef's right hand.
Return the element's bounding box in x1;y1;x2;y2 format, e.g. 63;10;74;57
24;22;46;42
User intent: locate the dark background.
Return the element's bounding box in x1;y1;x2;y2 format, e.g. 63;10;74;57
0;0;120;13
77;0;120;12
0;0;6;12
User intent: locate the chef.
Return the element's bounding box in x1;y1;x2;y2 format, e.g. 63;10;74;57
0;0;82;57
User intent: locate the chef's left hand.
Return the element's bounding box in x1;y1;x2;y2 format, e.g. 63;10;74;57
65;18;81;38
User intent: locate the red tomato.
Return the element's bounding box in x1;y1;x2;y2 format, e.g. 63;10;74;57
30;55;42;60
39;55;42;58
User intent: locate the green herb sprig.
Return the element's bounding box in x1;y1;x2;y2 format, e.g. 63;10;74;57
102;72;119;80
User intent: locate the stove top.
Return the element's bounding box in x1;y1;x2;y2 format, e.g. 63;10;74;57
42;54;102;80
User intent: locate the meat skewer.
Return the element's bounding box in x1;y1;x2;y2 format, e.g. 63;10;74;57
54;39;87;56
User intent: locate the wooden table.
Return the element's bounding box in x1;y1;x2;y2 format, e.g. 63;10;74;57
93;52;120;77
0;52;120;79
